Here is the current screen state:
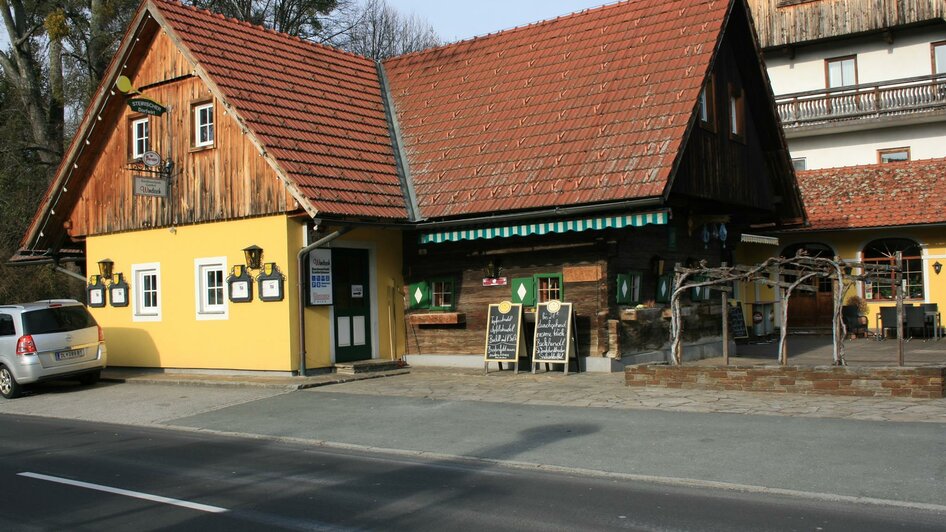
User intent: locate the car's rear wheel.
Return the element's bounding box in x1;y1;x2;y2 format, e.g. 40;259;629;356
0;366;23;399
78;370;101;386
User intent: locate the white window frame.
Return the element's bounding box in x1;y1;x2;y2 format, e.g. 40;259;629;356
792;157;807;171
195;257;228;320
132;263;162;322
194;103;214;147
132;117;149;159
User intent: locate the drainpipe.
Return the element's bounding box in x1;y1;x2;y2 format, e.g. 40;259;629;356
297;227;352;376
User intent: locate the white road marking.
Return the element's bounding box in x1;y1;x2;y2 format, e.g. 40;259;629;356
17;472;228;514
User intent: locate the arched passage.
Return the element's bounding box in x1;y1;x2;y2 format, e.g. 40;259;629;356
781;242;835;328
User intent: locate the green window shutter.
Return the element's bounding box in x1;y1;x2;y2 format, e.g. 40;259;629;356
616;273;631;304
656;274;674;304
510;277;535;306
628;271;643;305
408;281;430;309
691;275;706;301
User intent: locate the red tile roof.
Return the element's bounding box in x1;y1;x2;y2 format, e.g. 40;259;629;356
154;0;407;219
382;0;729;219
796;158;946;230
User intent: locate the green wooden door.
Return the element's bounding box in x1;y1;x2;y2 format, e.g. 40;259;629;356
332;248;372;362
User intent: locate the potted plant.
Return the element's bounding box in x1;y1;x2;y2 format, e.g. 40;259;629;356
843;295;869;338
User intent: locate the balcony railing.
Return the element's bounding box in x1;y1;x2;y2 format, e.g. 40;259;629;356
775;73;946;127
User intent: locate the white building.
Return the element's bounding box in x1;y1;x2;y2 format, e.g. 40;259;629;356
749;0;946;170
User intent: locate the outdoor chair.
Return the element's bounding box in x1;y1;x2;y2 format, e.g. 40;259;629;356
841;305;868;339
921;303;941;340
878;306;901;339
905;305;928;341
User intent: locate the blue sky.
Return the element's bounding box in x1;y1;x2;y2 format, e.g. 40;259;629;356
0;1;612;51
385;1;616;43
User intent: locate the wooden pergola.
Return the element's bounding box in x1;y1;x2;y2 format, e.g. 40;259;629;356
668;251;904;367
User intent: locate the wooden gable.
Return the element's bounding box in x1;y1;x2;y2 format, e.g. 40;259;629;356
66;21;297;240
670;0;804;225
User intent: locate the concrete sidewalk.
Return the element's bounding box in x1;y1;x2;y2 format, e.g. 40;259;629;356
101;364;946;423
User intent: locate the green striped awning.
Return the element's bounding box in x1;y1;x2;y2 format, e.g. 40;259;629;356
419;210;669;244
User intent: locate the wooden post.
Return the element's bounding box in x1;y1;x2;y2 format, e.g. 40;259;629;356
722;290;730;366
896;252;904;366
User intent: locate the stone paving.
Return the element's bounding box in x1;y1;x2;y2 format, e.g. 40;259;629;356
315;366;946;424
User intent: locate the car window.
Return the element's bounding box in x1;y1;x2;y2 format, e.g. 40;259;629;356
22;306;97;335
0;314;14;336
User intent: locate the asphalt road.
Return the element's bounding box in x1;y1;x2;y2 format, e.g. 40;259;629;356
2;415;944;531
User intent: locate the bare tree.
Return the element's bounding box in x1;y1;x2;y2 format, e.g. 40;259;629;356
184;0;340;40
333;0;439;60
0;0;137;165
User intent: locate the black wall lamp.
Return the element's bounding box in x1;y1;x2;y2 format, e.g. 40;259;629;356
243;245;263;270
934;261;942;275
98;258;114;280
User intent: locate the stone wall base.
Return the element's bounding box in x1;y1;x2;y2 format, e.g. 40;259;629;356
625;364;945;399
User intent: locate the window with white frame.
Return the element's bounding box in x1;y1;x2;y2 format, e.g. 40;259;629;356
132;263;161;322
195;257;228;319
132;117;149;159
792;158;807;171
194;102;214;147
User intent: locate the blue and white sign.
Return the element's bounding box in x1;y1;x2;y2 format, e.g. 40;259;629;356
309;249;333;305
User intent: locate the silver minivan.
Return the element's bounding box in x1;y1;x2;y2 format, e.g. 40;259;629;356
0;300;107;399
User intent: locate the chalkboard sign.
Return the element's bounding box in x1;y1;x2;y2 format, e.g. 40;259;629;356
729;301;749;339
484;301;524;373
532;300;576;374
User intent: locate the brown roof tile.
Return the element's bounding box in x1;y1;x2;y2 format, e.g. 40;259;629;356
796;158;946;231
154;0;407;219
383;0;728;219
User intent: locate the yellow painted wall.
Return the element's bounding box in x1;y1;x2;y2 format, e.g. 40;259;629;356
88;217;406;372
300;226;405;369
737;226;946;329
87;215;296;371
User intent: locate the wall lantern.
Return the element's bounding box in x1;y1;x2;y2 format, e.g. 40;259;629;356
484;259;502;279
243;245;263;270
934;261;943;275
98;258;114;279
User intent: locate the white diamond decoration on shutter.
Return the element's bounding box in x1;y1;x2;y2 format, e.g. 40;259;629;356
414;286;423;304
517;283;528;301
620;279;628;298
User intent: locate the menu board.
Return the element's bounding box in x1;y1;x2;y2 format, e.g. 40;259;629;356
729;302;749;339
532;300;575;367
484;301;524;363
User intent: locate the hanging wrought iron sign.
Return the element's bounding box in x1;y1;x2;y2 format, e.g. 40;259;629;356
227;265;254;303
257;263;285;302
109;274;129;307
128;98;167;116
133;175;168;198
86;276;106;308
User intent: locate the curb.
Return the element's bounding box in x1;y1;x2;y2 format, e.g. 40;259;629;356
100;369;411;391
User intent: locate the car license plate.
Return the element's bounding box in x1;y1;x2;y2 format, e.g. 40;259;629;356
56;349;84;361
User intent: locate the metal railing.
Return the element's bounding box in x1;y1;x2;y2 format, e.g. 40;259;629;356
775;73;946;127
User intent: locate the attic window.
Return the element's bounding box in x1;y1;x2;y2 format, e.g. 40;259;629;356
728;84;745;140
698;75;716;131
193;102;215;148
131;117;149;159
